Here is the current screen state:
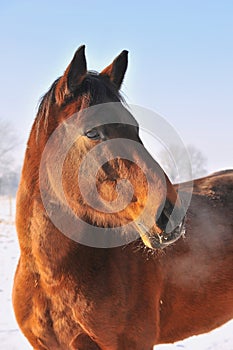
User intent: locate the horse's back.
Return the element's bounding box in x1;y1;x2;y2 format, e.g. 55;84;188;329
193;169;233;202
177;170;233;208
182;169;233;237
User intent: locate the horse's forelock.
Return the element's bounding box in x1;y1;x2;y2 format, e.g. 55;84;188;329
35;73;122;140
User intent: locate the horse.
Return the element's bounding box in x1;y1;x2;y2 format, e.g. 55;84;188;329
13;46;233;350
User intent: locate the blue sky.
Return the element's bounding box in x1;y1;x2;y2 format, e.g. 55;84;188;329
0;0;232;173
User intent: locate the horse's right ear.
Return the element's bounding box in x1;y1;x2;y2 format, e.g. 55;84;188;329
100;50;128;90
55;45;87;105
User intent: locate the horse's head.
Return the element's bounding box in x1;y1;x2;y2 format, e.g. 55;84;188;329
37;46;185;250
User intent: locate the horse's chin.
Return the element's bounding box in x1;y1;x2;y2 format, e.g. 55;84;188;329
136;219;185;250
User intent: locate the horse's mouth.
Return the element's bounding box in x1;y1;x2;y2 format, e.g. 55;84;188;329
135;218;185;250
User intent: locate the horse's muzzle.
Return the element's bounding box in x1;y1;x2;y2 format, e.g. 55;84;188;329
135;199;186;249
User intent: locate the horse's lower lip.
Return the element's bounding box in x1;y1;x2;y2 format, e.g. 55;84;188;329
136;220;185;250
152;224;184;248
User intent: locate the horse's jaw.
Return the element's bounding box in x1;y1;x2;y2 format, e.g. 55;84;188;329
134;218;186;250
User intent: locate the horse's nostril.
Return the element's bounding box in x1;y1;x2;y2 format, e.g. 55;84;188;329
131;195;137;203
156;199;174;232
156;209;170;232
164;199;175;215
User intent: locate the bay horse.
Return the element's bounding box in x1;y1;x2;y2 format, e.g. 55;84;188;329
13;46;233;350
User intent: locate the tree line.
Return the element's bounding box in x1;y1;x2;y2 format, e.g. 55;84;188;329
0;120;21;196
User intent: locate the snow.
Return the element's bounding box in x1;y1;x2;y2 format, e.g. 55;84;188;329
0;197;232;349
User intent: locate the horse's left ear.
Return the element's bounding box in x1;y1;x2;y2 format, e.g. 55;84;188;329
101;50;128;89
55;45;87;105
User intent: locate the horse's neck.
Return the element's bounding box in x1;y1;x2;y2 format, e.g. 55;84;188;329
17;195;112;284
33;233;114;288
16;124;64;265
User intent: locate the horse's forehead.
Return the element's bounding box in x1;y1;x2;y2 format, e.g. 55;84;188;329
78;102;138;128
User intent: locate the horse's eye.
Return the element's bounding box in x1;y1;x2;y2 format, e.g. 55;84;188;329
85;129;100;140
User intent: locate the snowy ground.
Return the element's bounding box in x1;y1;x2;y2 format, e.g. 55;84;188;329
0;196;233;349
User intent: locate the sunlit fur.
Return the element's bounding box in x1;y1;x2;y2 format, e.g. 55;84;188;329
13;47;233;350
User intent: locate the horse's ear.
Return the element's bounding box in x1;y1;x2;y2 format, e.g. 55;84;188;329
66;45;87;92
55;45;87;105
100;50;128;89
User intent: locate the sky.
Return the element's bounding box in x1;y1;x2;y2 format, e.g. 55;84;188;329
0;0;232;174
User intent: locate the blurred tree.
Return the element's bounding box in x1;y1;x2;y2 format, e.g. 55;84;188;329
158;144;208;183
0;120;20;195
